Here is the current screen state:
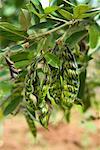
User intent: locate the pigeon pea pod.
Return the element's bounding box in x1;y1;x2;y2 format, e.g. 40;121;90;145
24;57;51;134
49;45;80;107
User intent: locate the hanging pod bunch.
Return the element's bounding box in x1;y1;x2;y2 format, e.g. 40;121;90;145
49;44;80;108
24;43;80;136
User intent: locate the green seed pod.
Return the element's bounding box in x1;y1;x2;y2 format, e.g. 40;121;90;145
24;109;37;137
49;45;80;107
24;57;51;134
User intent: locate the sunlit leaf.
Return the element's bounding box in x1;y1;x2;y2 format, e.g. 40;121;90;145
88;24;99;49
44;52;61;68
58;9;73;20
66;30;87;48
44;6;59;14
10;51;30;62
3;95;22;116
73;4;90;19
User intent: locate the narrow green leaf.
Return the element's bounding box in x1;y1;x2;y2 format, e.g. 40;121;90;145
19;9;31;31
29;21;57;30
88;24;99;49
66;30;87;48
0;22;27;41
0;22;23;31
26;3;40;23
58;9;73;20
15;60;31;68
29;1;44;19
3;96;22;116
78;70;87;99
31;0;44;13
44;52;60;68
10;51;30;62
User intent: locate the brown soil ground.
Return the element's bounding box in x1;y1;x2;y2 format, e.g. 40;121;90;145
0;109;100;150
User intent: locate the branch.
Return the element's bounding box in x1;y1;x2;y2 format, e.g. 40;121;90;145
28;20;80;41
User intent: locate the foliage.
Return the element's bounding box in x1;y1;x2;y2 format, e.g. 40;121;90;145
0;0;100;137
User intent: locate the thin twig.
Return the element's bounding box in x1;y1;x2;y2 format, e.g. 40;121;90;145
63;0;75;7
47;14;67;23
